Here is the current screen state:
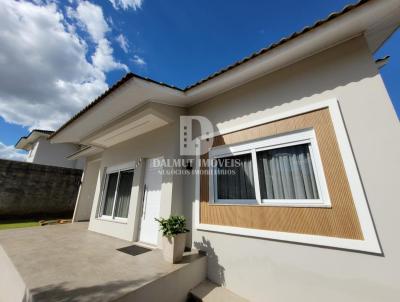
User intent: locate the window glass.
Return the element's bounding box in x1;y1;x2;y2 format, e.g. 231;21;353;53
216;153;255;200
257;144;319;200
102;172;118;216
114;169;134;218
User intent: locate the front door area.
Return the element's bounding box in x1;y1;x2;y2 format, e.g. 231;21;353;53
139;158;162;245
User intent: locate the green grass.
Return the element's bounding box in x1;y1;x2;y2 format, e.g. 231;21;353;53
0;220;40;230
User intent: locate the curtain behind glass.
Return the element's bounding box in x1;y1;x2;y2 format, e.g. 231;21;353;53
102;172;118;215
216;153;255;200
257;144;319;199
114;170;134;218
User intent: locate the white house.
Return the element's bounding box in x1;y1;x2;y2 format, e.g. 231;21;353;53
15;129;84;169
48;0;400;301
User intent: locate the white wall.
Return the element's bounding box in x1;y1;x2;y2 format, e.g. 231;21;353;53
186;36;400;301
73;158;101;222
28;137;84;169
26;139;39;163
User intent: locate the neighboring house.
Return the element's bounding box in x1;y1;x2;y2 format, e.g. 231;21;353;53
49;1;400;301
15;129;84;169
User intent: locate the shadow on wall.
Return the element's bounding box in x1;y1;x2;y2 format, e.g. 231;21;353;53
26;278;160;302
194;236;225;286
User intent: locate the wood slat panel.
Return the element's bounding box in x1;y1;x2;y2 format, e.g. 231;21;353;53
200;108;363;240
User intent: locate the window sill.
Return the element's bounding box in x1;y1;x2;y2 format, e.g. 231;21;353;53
96;216;128;224
209;201;331;208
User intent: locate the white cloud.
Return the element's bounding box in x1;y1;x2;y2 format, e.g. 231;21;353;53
0;0;129;131
116;34;129;53
132;54;146;66
75;1;109;42
74;1;128;72
0;142;27;161
109;0;143;10
92;39;129;72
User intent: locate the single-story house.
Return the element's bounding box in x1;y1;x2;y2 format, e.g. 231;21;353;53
15;129;84;169
41;0;400;300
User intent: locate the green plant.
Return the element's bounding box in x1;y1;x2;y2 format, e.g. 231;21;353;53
155;215;189;238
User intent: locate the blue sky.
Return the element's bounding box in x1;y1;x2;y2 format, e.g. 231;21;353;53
0;0;399;160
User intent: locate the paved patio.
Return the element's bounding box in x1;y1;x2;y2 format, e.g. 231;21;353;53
0;222;206;302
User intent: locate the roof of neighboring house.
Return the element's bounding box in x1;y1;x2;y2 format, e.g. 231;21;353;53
50;0;399;142
31;129;54;135
15;129;55;150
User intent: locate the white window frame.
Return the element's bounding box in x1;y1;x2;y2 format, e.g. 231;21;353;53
195;98;382;254
209;129;331;207
211;149;257;205
97;162;135;223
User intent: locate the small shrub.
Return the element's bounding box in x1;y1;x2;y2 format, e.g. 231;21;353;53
155;215;189;238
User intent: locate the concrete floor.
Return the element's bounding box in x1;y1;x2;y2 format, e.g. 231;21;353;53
0;223;205;302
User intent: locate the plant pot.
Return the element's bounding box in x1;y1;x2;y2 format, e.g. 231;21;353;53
162;232;187;263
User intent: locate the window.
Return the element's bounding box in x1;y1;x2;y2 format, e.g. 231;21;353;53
216;153;256;203
99;167;134;221
209;129;330;207
257;144;319;200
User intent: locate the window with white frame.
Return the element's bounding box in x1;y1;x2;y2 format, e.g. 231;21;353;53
99;165;134;221
209;129;331;207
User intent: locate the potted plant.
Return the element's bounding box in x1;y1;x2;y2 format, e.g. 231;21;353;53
155;215;189;263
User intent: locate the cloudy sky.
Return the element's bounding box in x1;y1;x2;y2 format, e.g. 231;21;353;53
0;0;399;161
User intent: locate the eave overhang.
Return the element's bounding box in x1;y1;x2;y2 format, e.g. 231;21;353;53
81;103;179;148
67;145;103;160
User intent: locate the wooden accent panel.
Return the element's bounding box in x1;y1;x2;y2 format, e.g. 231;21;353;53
200;108;363;240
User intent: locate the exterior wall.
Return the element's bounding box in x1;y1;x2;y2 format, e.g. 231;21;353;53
73;158;101;222
87;106;186;243
0;159;82;218
186;36;400;301
28;137;84;169
26;140;39;163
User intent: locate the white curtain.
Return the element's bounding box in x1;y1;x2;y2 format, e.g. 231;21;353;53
217;153;255;199
257;144;319;199
114;170;134;218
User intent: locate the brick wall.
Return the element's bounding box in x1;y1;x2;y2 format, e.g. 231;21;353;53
0;159;82;218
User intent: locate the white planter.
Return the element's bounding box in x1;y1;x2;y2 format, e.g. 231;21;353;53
162;233;187;263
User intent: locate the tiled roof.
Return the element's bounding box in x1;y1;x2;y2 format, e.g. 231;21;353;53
50;0;370;139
